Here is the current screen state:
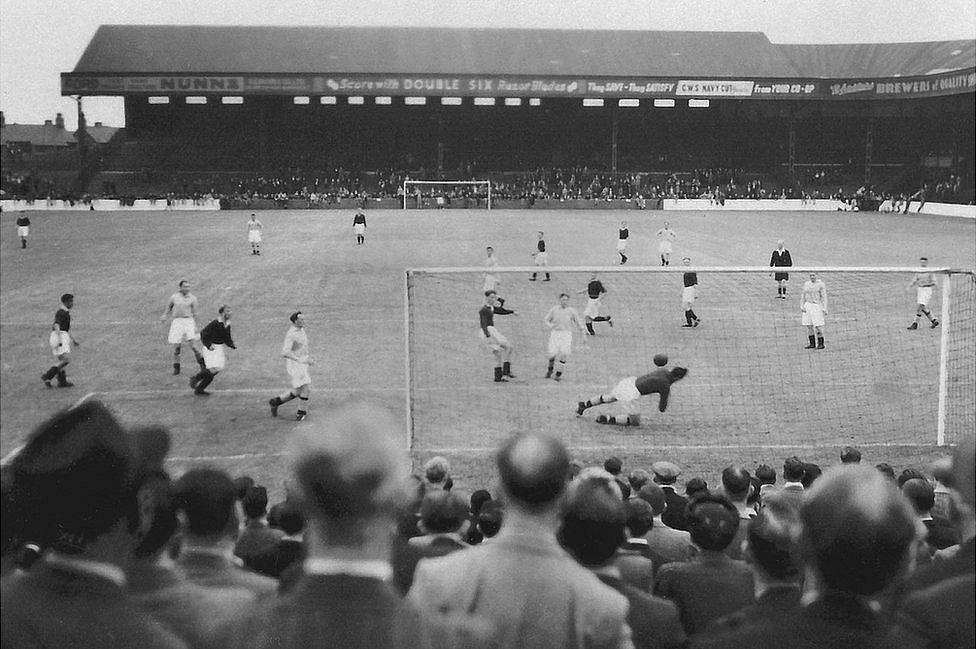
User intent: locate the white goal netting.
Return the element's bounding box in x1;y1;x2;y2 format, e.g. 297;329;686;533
406;267;976;457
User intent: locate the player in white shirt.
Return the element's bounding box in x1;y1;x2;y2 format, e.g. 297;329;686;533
247;213;264;255
483;246;500;292
800;272;828;349
907;256;940;330
656;221;676;266
269;311;314;421
160;280;206;375
543;293;587;381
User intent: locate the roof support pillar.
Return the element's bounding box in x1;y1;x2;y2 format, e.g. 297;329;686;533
611;105;618;174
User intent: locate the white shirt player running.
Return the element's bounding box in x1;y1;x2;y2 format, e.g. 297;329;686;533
544;298;585;357
283;324;311;388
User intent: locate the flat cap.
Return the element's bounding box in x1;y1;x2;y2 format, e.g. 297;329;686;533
651;461;681;480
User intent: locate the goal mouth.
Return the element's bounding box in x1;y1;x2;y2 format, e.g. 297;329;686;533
405;267;975;457
402;180;492;209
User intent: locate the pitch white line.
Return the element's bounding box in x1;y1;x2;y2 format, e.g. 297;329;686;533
91;387;404;397
413;443;944;453
168;452;287;462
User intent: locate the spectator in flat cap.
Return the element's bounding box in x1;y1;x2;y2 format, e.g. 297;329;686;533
127;471;253;647
653;460;689;531
902;477;959;555
393;489;470;594
408;431;632;649
604;455;623;476
234;485;284;571
560;476;686;649
212;402;417;649
654;493;754;635
691;493;803;645
0;400;187;649
173;468;277;597
636;482;696;574
840;446;862;465
721;466;756;561
613;497;657;592
423;455;451;491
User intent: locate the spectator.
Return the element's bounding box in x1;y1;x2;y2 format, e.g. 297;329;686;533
613;497;657;592
902;478;959;554
173;468;277;597
232;475;255;502
234;485;284;569
393;489;470;594
614;476;632;500
800;462;822;489
250;499;306;582
423;455;451;491
876;463;897;482
693;493;803;643
212;402;416;649
627;468;651;495
466;489;493;544
128;471;253;647
604;456;623;476
840;446;862;465
408;432;632;648
685;477;709;499
560;475;686;649
897;467;928;488
653;461;689;531
777;456;806;511
637;482;696;573
476;499;504;541
0;401;187;649
721;466;756;560
654;493;754;634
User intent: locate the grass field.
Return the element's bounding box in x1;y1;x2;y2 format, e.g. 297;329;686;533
1;207;974;499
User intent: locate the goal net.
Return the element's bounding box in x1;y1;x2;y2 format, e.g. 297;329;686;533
402;180;491;209
405;266;975;459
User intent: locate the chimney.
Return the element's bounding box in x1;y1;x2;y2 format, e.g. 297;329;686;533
94;121;103;127
44;119;53;126
55;112;65;129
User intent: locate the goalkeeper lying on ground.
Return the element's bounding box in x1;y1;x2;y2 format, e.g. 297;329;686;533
576;353;688;425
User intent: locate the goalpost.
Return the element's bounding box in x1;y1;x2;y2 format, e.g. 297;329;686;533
402;180;492;210
404;266;975;458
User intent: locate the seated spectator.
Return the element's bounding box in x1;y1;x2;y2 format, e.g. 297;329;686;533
653;461;689;531
654;493;754;634
394;490;469;594
614;497;657;592
560;475;686;649
685;477;709;500
840;446;862;465
0;401;186;649
408;432;631;648
637;482;696;573
721;466;756;560
902;477;959;554
234;485;284;569
212;402;417;649
423;455;451;491
694;493;803;641
250;499;305;582
128;470;253;646
476;499;504;541
173;468;277;597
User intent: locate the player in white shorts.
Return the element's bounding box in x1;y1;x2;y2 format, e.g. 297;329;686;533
353;208;367;245
41;293;80;388
269;311;313;421
160;280;206;375
656;221;676;266
16;212;31;249
189;305;237;396
907;256;940;330
800;272;828;350
247;213;263;255
681;257;701;327
579;273;613;335
530;231;550;281
616;221;629;264
480;290;517;382
543;293;586;381
483;246;500;292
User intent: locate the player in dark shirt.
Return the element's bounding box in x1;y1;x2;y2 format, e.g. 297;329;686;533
479;290;518;382
530;231;550;282
617;222;629;264
41;293;79;388
579;273;613;335
769;240;793;299
576;354;688;425
189;305;237;395
353;209;367;245
681;257;701;327
16;213;31;249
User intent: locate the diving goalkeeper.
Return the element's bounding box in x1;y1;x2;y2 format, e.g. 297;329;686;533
576;354;688;425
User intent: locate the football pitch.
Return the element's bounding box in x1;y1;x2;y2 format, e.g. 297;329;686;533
2;207;974;496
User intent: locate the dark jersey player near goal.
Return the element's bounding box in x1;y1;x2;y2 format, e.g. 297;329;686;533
479;290;518;382
576;354;688;425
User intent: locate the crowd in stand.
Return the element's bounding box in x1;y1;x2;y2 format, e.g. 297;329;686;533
2;398;973;649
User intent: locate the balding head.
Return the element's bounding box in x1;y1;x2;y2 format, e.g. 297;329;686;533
288;402;407;544
497;432;570;511
800;465;916;596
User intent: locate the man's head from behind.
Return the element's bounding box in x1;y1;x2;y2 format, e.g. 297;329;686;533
419;490;469;534
288;402;407;547
901;478;935;515
783;456;805;483
744;493;801;582
559;477;626;567
840;446;862;464
800;465;917;596
173;468;239;541
686;494;740;551
497;432;570;513
241;485;270;520
423;456;451;490
637;482;667;516
722;466;752;504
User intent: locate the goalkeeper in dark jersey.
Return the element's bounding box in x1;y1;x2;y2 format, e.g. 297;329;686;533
576;354;688;425
479;290;518;382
